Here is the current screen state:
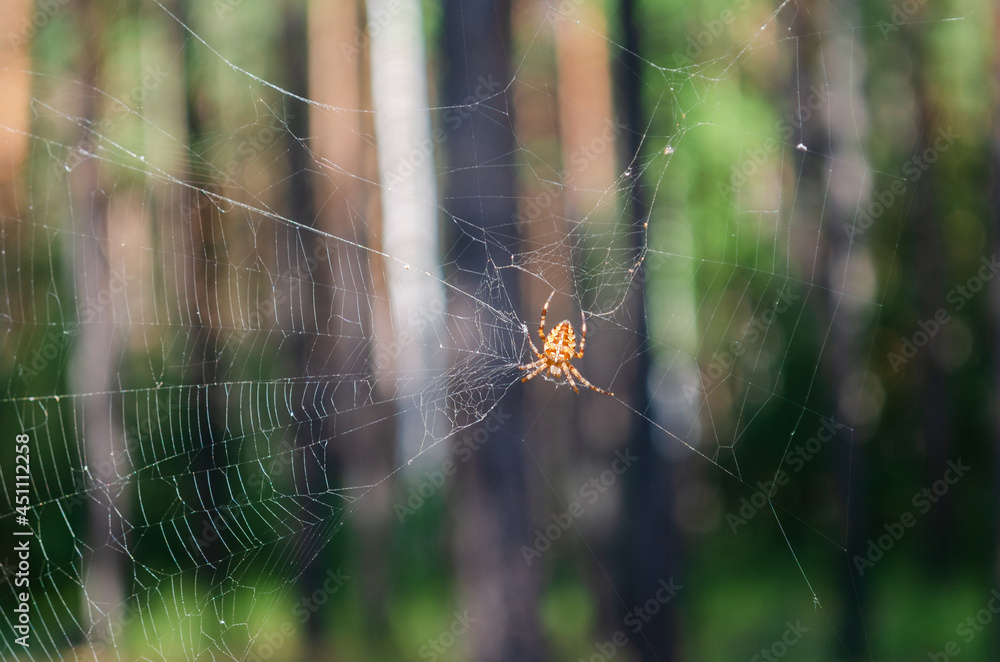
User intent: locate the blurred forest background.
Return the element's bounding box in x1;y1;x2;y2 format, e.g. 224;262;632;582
0;0;997;660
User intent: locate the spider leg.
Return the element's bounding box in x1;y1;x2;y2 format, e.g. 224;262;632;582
527;335;544;360
518;356;544;370
577;308;587;358
567;363;613;396
539;290;555;341
561;364;581;394
520;362;548;383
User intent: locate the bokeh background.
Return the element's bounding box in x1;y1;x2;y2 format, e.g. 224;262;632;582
0;0;996;660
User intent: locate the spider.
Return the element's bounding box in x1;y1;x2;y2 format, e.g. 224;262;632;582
518;291;613;396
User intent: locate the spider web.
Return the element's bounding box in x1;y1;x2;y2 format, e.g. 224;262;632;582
0;0;959;659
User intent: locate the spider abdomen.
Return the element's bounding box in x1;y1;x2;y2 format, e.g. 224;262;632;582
545;321;577;361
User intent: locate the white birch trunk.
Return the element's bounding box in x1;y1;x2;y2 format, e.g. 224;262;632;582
367;0;446;455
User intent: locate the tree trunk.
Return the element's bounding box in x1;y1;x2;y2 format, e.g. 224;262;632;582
0;0;32;217
306;0;397;639
171;0;232;592
989;0;1000;592
443;1;544;659
282;1;329;647
789;2;870;656
525;2;628;641
614;0;682;659
67;0;130;643
907;29;955;576
368;0;446;455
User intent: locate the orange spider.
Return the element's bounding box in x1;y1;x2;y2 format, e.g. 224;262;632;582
518;291;613;396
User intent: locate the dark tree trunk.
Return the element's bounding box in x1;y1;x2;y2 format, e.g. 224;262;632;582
789;2;869;657
281;1;329;646
303;0;396;641
989;0;1000;596
443;1;543;660
613;1;682;659
907;34;955;576
174;0;231;585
